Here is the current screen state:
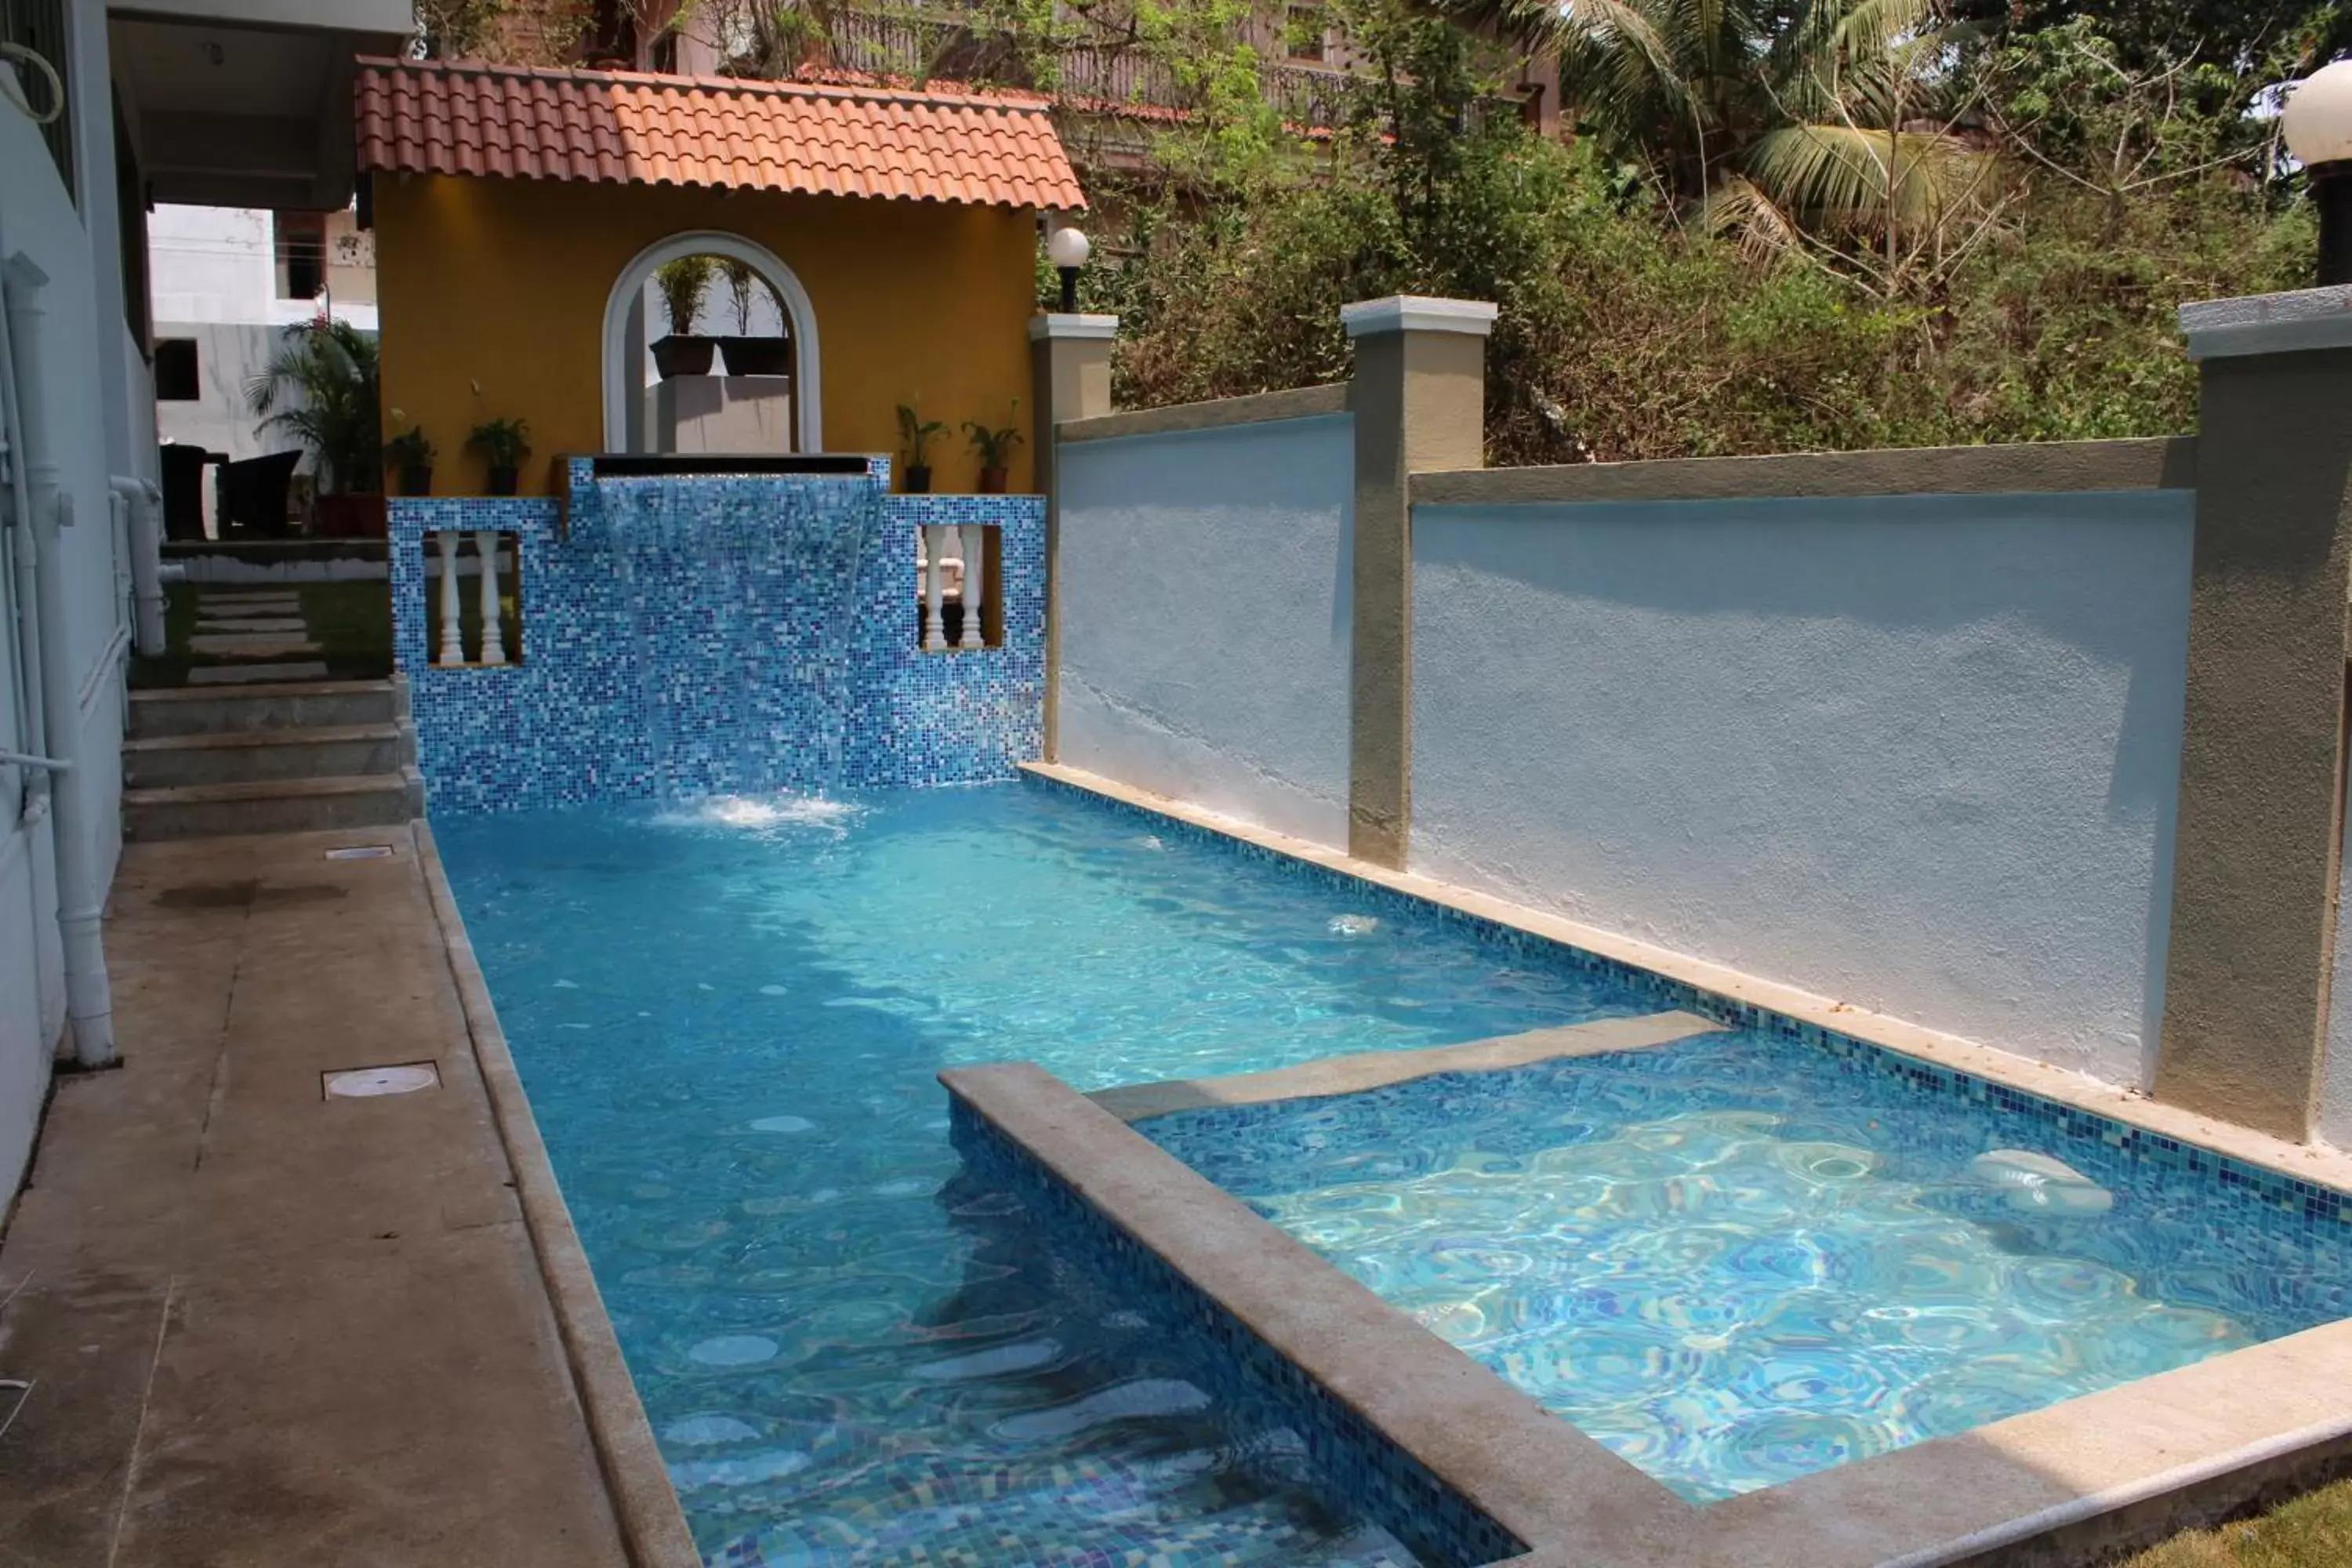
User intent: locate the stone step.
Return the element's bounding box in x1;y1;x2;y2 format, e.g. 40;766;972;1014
188;661;332;686
130;678;406;739
122;722;413;789
123;770;423;841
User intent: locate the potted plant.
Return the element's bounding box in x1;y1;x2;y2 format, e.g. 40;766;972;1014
651;256;717;379
468;417;532;496
963;401;1024;495
715;256;792;377
247;317;383;536
385;425;435;496
897;402;946;493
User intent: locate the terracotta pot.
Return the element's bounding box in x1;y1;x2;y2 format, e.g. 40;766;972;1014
487;464;521;497
397;464;432;497
317;492;388;539
903;464;932;494
651;335;715;379
716;336;792;376
977;466;1008;495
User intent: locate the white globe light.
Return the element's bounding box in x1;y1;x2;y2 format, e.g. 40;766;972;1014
1047;227;1091;270
2284;59;2352;169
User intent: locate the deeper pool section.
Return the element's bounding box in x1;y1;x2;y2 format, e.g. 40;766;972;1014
434;783;1649;1564
1138;1029;2352;1502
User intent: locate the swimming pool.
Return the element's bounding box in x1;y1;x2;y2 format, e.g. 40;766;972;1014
434;782;1649;1563
1136;1027;2352;1503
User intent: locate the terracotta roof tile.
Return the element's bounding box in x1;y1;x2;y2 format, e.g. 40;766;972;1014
354;56;1086;210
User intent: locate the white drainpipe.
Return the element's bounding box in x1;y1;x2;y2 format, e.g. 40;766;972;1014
4;249;117;1069
111;475;164;655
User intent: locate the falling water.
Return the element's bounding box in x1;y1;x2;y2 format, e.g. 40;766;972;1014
593;473;882;799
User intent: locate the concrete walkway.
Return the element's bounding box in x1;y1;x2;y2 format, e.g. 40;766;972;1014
0;825;631;1566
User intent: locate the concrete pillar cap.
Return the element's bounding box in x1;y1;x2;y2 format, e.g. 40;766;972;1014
2179;285;2352;360
1029;313;1120;342
1341;296;1499;339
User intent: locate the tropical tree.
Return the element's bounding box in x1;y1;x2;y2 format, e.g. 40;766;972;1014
245;318;383;495
1444;0;1999;275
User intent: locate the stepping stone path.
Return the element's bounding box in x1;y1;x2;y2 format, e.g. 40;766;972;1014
186;588;324;672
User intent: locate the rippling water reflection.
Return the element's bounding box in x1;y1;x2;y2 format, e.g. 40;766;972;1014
1143;1033;2352;1501
436;785;1646;1563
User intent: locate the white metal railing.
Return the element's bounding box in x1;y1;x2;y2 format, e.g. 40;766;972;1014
916;522;995;652
430;530;516;667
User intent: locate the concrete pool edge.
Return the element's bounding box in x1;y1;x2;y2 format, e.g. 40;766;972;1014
415;820;702;1568
1016;761;2352;1201
954;1056;2352;1567
940;1059;1694;1563
1088;1010;1729;1120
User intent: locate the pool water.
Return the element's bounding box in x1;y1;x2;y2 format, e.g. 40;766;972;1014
1139;1030;2352;1502
434;783;1647;1564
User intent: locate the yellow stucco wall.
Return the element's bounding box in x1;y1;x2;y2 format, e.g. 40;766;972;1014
372;173;1040;495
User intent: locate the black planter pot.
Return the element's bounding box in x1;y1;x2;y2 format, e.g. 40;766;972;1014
902;464;932;494
716;336;792;376
397;465;433;497
652;334;716;379
487;464;520;497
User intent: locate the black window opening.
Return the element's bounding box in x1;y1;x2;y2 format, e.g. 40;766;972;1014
154;338;199;401
274;211;325;301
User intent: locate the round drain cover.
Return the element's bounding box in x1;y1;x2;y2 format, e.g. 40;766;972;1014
325;1064;440;1098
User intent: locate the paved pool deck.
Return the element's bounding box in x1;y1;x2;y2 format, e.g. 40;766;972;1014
0;825;646;1566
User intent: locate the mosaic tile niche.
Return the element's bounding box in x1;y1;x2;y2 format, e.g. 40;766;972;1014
390;459;1045;813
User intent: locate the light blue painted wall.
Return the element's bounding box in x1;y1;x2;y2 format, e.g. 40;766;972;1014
1057;414;1355;848
1410;489;2193;1087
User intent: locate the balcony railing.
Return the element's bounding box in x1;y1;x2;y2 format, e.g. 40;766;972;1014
821;9;1381;132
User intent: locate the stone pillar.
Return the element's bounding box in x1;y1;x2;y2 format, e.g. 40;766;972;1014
1029;313;1117;760
1341;296;1496;869
2155;286;2352;1140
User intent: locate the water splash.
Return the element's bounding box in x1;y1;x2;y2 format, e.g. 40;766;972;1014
653;793;863;834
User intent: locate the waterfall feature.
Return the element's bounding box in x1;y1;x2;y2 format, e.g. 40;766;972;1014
593;472;883;799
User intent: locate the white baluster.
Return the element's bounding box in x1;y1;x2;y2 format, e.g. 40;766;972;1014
958;524;986;649
435;532;466;666
474;530;510;666
921;523;947;652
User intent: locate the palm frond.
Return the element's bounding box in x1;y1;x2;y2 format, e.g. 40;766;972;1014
1745;122;1988;234
1699;172;1806;263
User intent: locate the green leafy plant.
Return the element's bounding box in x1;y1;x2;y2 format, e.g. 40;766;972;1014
896;402;948;468
654;255;716;336
467;417;532;468
719;256;761;332
246;318;382;495
383;426;435;469
962;401;1025;468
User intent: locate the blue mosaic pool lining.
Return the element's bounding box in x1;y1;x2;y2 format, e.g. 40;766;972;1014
947;1096;1526;1568
1017;769;2352;1236
390;457;1044;812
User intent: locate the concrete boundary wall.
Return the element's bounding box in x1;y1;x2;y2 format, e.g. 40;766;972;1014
1054;404;1356;847
1058;383;1348;444
1408;441;2196;1088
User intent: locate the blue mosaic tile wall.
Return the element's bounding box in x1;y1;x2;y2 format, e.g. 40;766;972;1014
947;1096;1526;1568
1018;770;2352;1237
390;459;1044;813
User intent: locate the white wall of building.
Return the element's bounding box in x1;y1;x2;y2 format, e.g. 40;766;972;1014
1056;414;1356;848
1408;490;2193;1087
1;79;139;1197
147;205;375;484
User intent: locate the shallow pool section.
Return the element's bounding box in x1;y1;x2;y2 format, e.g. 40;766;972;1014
434;784;1648;1563
1138;1029;2352;1503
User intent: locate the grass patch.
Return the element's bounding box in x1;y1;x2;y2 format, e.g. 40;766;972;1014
129;579;394;688
2123;1478;2352;1566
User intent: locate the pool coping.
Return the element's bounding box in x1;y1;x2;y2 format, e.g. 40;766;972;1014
1011;760;2352;1564
415;820;702;1568
1087;1010;1727;1121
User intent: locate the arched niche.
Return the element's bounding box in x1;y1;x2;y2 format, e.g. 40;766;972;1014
601;230;823;454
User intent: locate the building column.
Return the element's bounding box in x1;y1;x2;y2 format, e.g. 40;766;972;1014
1029;312;1116;761
2155;286;2352;1140
1341;296;1495;869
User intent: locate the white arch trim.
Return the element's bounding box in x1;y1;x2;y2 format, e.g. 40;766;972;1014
601;230;824;453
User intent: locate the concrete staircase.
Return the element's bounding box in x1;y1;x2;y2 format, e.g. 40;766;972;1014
123;678;423;840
